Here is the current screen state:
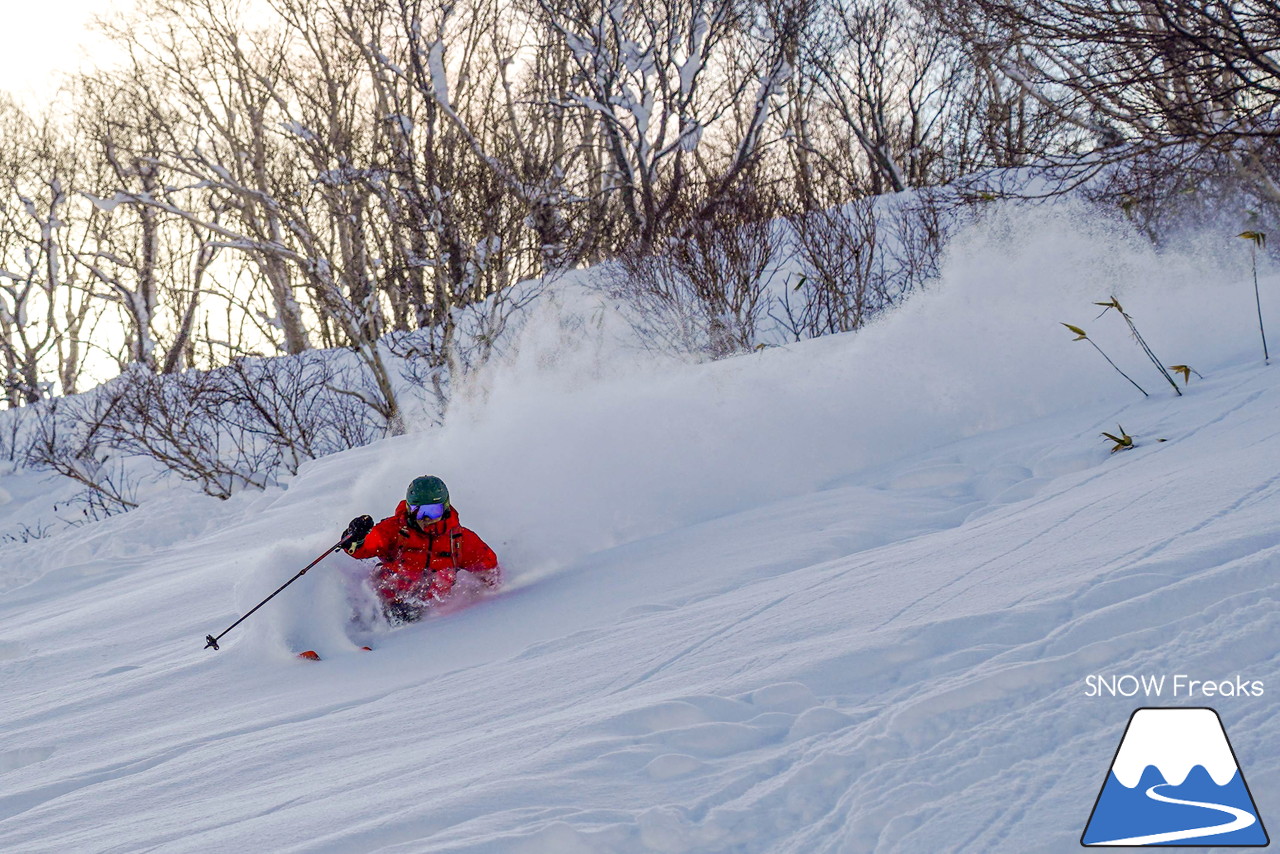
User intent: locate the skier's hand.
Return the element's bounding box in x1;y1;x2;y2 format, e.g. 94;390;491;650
342;515;374;548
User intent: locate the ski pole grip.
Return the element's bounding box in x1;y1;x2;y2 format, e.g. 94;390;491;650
340;515;375;549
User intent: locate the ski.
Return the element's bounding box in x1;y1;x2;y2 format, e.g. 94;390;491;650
295;647;371;661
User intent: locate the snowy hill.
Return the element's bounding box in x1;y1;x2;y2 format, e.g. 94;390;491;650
2;209;1278;852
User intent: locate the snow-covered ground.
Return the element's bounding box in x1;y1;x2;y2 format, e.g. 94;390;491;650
2;209;1278;852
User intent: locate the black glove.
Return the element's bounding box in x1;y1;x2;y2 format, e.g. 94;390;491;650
342;515;375;548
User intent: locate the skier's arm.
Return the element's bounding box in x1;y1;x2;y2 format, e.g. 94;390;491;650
456;528;499;571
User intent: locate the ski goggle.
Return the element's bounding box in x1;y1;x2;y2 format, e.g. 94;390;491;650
409;502;447;521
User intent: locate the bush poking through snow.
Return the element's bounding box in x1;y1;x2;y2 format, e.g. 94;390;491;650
1238;231;1269;363
97;358;381;499
0;520;53;543
1061;322;1149;397
17;354;382;509
1169;364;1203;386
605;189;781;358
1094;297;1183;396
25;395;139;519
1101;425;1135;453
779;192;954;341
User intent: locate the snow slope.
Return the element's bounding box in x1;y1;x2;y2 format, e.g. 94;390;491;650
2;208;1279;852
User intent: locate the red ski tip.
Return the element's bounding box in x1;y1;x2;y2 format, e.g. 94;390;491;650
297;650;321;661
360;646;373;651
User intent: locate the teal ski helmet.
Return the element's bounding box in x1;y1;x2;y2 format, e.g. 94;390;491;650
406;475;450;506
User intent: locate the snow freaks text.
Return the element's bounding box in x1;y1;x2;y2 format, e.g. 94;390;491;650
1084;675;1265;699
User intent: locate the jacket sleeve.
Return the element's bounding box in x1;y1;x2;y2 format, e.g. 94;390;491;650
348;518;397;560
457;528;499;571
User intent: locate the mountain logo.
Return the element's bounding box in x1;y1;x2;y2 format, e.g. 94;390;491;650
1082;707;1269;847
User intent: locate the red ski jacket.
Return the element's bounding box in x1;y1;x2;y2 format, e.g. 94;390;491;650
347;501;498;602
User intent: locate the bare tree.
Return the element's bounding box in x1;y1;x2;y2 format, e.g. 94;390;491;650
76;72;225;374
0;98;99;405
942;0;1280;204
101;0;314;355
528;0;796;250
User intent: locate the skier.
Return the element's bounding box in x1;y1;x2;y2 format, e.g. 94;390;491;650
342;475;500;623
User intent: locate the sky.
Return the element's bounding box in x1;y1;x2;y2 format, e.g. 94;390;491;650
0;1;114;103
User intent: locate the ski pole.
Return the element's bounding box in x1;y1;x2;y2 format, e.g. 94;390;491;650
204;538;347;651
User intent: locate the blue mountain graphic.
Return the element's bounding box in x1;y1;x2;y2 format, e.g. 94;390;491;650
1083;764;1269;846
